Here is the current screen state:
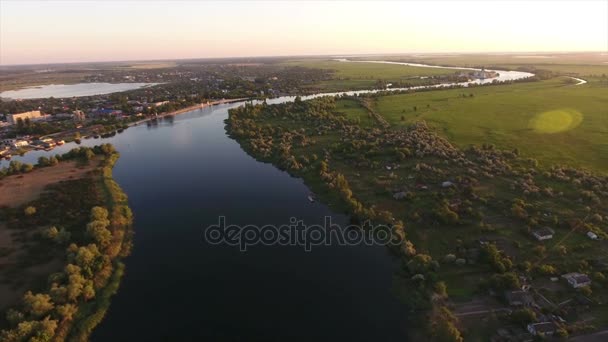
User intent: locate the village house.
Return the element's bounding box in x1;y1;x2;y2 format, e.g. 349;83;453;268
562;273;592;288
527;322;557;336
505;290;534;306
73;110;86;121
90;109;123;118
7;110;44;125
531;227;554;241
2;138;29;149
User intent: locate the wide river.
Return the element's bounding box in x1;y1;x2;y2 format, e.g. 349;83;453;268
2;61;534;341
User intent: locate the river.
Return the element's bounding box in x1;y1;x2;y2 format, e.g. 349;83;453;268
0;82;157;100
2;61;535;341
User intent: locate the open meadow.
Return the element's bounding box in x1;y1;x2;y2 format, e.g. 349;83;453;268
360;52;608;76
282;59;466;91
337;78;608;173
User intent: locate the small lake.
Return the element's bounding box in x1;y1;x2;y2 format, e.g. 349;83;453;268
0;82;157;99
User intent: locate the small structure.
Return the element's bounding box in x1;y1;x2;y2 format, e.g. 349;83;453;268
73;110;86;121
532;227;554;241
415;183;428;190
90;109;122;118
441;181;454;188
587;231;598;240
393;191;408;200
527;322;557;336
505;290;534;306
7;110;42;125
2;138;29;149
562;273;591;288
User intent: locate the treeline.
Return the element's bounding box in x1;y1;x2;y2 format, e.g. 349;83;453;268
227;98;464;341
0;144;133;342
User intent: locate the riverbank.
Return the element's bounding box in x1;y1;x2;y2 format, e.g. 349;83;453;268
0;145;134;341
226;96;608;340
127;97;249;127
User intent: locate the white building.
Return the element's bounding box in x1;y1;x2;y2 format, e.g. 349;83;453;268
562;273;592;288
527;322;557;336
2;139;29;149
532;227;554;241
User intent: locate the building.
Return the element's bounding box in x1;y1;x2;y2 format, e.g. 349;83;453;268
152;101;170;107
527;322;557;336
73;110;86;121
2;138;29;148
7;110;42;125
90;109;122;118
587;232;598;240
562;273;592;288
505;290;534;306
532;227;554;241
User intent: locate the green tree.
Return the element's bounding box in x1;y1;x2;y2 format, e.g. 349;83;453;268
22;291;54;318
55;304;78;321
511;308;537;326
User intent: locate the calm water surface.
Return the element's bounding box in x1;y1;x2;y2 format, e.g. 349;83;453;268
6;104;408;341
0;82;156;99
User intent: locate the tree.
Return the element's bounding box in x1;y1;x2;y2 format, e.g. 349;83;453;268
84;149;95;161
22;291;54;318
434;281;448;299
5;308;24;326
431;307;463;342
21;163;34;173
511;308;537;326
407;254;437;274
0;316;58;342
82;280;96;301
24;206;37;216
86;220;112;247
42;226;59;240
90;207;109;222
56;304;78;321
66;273;85;302
37;156;50;167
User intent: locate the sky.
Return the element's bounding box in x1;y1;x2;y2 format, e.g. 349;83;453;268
1;0;607;65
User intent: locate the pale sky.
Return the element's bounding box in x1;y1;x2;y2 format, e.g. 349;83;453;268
1;0;607;65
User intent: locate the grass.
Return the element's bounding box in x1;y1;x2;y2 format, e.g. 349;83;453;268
283;59;465;91
365;78;608;172
368;53;608;76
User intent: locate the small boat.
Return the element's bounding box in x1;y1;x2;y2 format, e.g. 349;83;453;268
308;194;315;203
56;140;65;145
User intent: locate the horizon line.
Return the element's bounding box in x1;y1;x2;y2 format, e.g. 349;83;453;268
1;50;606;68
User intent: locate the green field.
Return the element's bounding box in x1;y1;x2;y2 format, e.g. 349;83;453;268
283;59;465;91
354;78;608;172
364;52;608;76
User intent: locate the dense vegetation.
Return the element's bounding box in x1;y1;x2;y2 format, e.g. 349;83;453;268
0;144;133;341
226;94;608;340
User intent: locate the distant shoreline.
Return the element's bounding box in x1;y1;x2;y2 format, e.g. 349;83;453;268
128;97;249;127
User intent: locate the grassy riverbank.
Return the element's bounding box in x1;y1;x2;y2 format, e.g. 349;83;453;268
226;94;608;340
283;59;467;91
346;78;608;172
0;144;133;341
